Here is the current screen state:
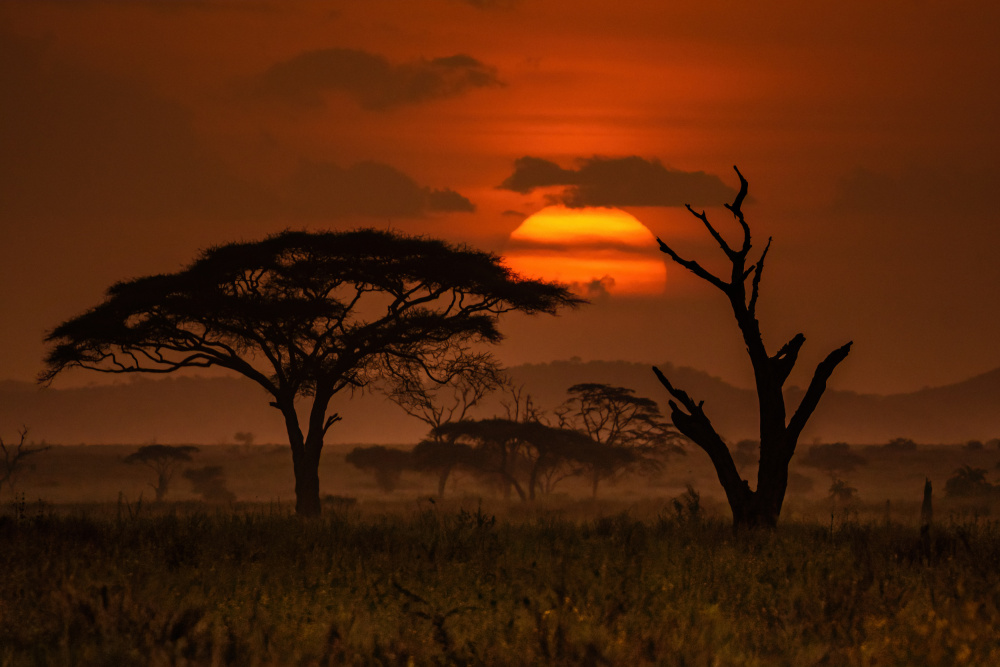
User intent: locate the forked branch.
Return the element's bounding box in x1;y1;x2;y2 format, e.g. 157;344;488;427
786;341;854;445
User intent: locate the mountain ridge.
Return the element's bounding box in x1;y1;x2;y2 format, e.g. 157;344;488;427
2;361;998;445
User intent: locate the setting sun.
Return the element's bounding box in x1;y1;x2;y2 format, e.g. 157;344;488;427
504;206;666;296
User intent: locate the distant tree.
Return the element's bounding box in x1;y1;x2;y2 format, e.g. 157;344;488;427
828;477;858;504
556;383;684;497
40;229;581;516
883;437;917;452
653;167;852;529
944;465;994;498
385;356;506;497
410;439;476;497
800;443;867;477
0;428;49;495
345;446;413;493
234;432;256;447
123;444;199;501
964;440;984;451
182;465;236;503
433;418;598;501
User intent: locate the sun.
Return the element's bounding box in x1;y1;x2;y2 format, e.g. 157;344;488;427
504;206;666;296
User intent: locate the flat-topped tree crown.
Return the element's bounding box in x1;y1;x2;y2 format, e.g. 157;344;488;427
41;228;583;515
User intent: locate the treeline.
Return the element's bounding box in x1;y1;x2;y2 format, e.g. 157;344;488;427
346;382;685;500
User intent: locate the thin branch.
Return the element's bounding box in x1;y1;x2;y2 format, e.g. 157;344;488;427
747;237;772;315
724;165;751;251
786;341;853;447
655;237;729;292
685;204;736;259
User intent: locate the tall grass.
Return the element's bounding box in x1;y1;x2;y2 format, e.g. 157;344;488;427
2;501;999;665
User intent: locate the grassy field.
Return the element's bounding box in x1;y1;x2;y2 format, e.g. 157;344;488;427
3;443;1000;665
2;497;1000;666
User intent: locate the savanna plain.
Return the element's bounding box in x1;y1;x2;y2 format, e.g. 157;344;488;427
3;443;1000;666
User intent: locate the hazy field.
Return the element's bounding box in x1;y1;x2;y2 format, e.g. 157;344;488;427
4;442;1000;665
11;442;1000;523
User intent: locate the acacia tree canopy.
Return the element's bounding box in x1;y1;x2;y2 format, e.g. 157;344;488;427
40;228;583;515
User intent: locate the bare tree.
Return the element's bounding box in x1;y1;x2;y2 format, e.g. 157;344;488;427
556;383;684;498
385;355;506;497
0;427;50;495
653;166;852;529
123;444;199;501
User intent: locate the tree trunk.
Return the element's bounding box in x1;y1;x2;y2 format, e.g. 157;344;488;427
437;466;452;498
276;395;327;517
591;470;600;499
293;448;322;516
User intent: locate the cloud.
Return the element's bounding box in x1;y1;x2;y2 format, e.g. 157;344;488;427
498;156;736;207
578;275;615;299
832;165;997;216
0;32;270;223
255;48;502;110
288;160;475;218
0;33;474;225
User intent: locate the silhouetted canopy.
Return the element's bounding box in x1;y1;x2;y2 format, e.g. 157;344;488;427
41;228;583;394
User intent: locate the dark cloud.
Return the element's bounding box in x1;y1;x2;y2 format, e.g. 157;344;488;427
255;48;502;110
559;276;615;299
288;160;474;219
832;165;996;216
0;32;270;223
501;209;528;219
0;33;473;225
498;156;736;207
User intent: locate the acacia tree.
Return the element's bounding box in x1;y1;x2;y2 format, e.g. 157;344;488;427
556;383;684;498
40;229;581;516
123;444;199;501
385;355;506;497
652;167;852;528
433;418;596;500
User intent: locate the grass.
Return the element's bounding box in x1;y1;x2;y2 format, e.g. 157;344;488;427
2;499;999;666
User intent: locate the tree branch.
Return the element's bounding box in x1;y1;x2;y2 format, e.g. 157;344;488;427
652;366;750;508
786;341;853;447
724;165;751;251
771;332;805;386
747;237;771;315
685;204;736;259
655;237;729;291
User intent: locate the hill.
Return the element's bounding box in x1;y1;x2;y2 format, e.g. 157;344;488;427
2;361;999;445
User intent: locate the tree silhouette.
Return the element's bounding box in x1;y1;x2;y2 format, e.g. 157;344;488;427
385;355;505;497
182;465;236;503
433;418;598;501
40;229;582;516
652;167;852;529
345;445;412;493
556;383;683;497
0;428;49;495
944;465;994;498
123;444;199;502
800;442;867;477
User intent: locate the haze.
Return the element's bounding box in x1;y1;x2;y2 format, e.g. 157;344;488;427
3;1;999;395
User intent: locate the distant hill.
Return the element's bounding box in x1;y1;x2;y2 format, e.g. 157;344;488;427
2;361;999;445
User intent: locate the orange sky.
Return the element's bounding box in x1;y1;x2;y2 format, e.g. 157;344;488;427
2;0;999;395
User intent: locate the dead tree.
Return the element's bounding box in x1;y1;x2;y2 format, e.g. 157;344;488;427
0;427;50;494
652;166;852;529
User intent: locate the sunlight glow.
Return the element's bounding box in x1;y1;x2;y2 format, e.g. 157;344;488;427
505;206;666;296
